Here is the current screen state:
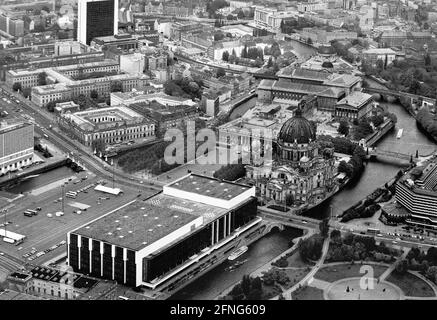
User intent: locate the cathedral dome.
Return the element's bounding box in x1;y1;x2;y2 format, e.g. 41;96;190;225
277;110;316;145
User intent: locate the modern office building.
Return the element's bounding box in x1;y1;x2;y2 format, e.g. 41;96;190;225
77;0;119;45
0;122;34;175
396;158;437;229
67;174;261;293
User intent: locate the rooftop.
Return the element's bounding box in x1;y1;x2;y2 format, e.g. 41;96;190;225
73;198;200;251
166;173;251;201
336;91;373;108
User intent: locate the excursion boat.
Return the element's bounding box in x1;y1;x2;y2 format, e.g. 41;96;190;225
228;245;248;261
397;129;403;139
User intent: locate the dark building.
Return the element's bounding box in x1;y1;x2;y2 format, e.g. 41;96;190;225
78;0;119;45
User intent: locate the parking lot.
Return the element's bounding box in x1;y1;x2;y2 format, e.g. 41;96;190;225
0;173;147;266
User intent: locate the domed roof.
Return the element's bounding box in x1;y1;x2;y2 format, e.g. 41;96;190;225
278;109;316;145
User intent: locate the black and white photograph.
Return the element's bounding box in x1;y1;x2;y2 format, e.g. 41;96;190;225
0;0;435;314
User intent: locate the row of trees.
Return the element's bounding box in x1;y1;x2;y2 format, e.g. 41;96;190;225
213;163;246;181
223;275;264;300
395;246;437;284
241;46;264;61
416;106;437;141
327;231;400;263
164;79;203;100
318;135;366;180
117;141;178;174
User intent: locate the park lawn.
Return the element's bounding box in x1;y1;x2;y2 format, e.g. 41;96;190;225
291;286;324;300
261;283;282;300
387;272;435;298
283;268;308;290
315;264;387;283
286;251;315;268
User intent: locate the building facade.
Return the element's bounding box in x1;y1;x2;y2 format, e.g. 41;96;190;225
56;106;155;147
245;109;337;209
78;0;119;45
0;122;34;175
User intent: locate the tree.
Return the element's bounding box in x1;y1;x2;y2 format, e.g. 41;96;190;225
237;10;244;19
222;51;229;62
227;14;235;20
12;82;22;92
216;67;226;78
307;38;313;45
90;89;98;99
110;81;123;93
425;54;431;66
241;275;251;297
37;72;47;86
338;119;350;136
319;218;329;238
91;139;106;154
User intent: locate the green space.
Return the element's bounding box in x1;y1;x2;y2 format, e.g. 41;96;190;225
387;272;435;297
291;286;324;300
286;251;315;268
315;264;387;283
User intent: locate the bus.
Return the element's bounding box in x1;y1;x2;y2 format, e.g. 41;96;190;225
65;191;77;199
24;209;37;216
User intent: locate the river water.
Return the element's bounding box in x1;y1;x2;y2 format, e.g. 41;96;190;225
170;227;302;300
7;166;75;194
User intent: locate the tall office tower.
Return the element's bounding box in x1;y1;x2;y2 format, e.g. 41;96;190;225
77;0;119;45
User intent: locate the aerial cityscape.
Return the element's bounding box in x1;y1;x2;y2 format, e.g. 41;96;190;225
0;0;437;305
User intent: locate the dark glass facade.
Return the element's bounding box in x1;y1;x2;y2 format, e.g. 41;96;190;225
86;0;115;45
142;197;257;282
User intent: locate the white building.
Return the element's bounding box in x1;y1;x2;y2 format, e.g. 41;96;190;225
0;122;34;175
120;53;145;75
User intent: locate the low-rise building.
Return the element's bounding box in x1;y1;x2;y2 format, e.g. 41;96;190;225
56;106;155;147
127;101;198;134
335;91;374;120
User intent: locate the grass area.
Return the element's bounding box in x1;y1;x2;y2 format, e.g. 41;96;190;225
286;251;315;268
315;264;387;283
283;268;308;290
262;284;282;300
291;286;324;300
387;272;435;298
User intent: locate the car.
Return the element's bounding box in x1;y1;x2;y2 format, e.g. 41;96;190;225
0;252;4;255
392;241;398;244
59;240;66;245
302;221;308;224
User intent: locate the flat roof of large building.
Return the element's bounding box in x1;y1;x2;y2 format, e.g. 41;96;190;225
73;199;200;251
166;174;251;201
